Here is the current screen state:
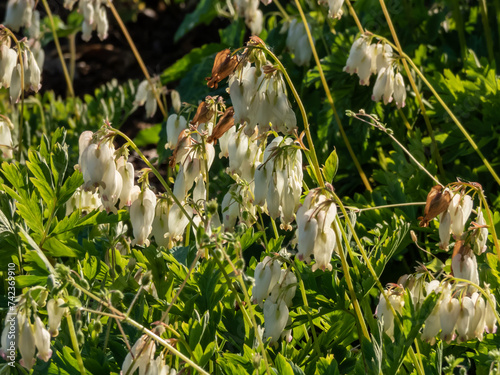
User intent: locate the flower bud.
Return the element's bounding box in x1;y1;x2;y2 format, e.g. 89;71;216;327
33;316;52;361
130;187;157;246
47;298;67;337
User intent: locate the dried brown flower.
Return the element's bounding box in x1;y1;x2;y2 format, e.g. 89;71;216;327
419;185;451;227
190;101;215;126
207;107;235;144
205;49;239;89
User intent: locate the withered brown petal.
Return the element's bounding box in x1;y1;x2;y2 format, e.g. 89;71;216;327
205;49;239;89
169;129;191;167
207;107;235;144
419;185;451;227
190;102;214;126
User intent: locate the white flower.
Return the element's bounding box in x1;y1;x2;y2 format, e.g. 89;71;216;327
456;296;474;342
166;202;192;242
393;72;406;108
18;312;35;370
485;288;497;334
130;187;157;246
33;316;52;361
473;210;488;255
151;198;171;248
286;19;313;66
4;0;34;31
343;36;373;85
81;139;116;191
323;0;344;18
10;64;23;104
0;116;14;159
376;292;404;339
47;298;67;337
135;79;159;118
121;335;156;375
438;210;451;249
448;193;473;236
421;302;441;344
451;250;479;287
439;295;460;343
269;269;297;307
99;163;123;213
117;158;136;208
0;44;18;88
371;43;393;74
252;256;281;306
165;114;188;150
263;299;288;344
468;293;486;341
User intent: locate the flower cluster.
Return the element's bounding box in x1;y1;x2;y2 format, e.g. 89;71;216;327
229;62;297;135
376;184;496;344
0;36;42;103
377;275;497;344
254;136;303;230
0;293;67;371
121;335;177;375
233;0;264;35
251;256;297;344
343;35;406;108
0;115;14;159
64;0;109;41
295;188;339;271
4;0;35;31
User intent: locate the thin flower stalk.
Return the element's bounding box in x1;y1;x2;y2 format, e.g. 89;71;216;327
69;279;210;375
109;127;197;229
41;0;75;98
294;0;373;192
377;0;445;178
478;0;495;65
66;313;86;375
106;1;167;118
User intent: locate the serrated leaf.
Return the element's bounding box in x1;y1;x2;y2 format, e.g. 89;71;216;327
43;237;78;257
323;148;339;183
57;170;84;206
275;353;294;375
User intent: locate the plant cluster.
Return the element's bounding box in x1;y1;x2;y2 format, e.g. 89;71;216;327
1;0;500;374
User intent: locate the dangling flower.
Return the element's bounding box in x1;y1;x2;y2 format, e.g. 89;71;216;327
295;189;338;269
376;289;404;339
130;187;157;246
372;66;394;104
165;114;188;150
117;157;136;208
343;36;373;86
4;0;34;32
0;116;14;159
285;19;313;66
47;298;67;337
134;78;162;118
33;316;52;362
18;312;36;370
263;299;288;344
318;0;344;18
252;256;281;306
473;209;488;255
121;335;156;375
0;44;18;89
393;72;406;108
439;294;460;343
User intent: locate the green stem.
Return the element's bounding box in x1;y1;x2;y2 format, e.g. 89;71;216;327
66;313;86;375
451;0;467;63
378;0;445;179
69;279;209;374
351;112;442;186
110;127;197;229
294;0;373;192
478;0;495;64
333;217;370;340
68;32;76;84
494;0;500;50
41;0;75;98
107;2;167;118
402;55;500;186
345;0;364;34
